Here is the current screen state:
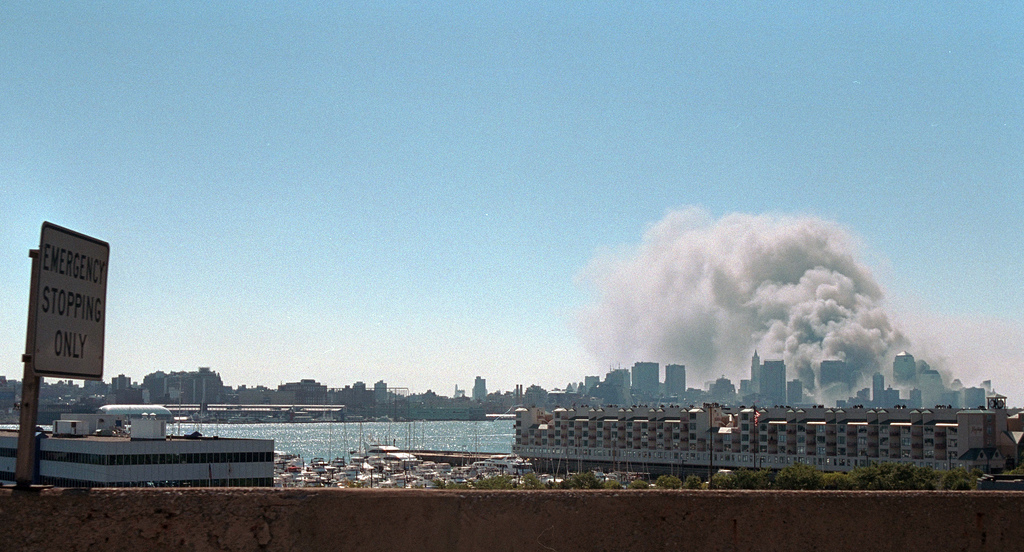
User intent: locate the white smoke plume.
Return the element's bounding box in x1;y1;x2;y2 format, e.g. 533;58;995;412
579;207;909;400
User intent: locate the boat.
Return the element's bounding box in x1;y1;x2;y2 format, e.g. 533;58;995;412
470;454;534;476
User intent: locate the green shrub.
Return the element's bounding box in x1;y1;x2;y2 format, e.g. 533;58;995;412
683;474;704;489
774;463;824;490
602;479;623;489
472;475;515;489
628;479;651;489
822;472;853;490
711;471;736;489
732;468;771;490
520;473;545;489
849;463;938;490
655;475;683;489
941;467;977;490
564;471;604;489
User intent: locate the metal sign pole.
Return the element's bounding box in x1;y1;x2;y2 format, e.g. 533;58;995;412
16;249;42;488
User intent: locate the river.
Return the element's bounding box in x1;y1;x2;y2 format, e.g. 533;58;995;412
173;419;515;461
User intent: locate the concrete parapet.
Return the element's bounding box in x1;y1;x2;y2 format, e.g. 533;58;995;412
2;488;1023;551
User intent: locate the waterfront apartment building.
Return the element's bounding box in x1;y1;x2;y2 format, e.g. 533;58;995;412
513;396;1022;476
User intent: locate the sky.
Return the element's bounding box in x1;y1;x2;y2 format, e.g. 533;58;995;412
1;3;1021;402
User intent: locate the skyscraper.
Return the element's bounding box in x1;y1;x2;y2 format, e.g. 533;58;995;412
665;364;686;397
760;360;786;406
819;360;851;392
963;387;986;409
631;362;659;397
893;352;916;385
750;351;761;395
472;376;487;402
787;379;803;405
872;373;885;405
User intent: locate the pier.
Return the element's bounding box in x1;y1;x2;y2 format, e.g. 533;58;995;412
409;450;504;466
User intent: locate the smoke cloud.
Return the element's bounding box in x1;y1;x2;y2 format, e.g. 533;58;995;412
579;207;909;400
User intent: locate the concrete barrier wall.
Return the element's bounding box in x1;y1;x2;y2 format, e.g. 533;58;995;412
2;488;1023;551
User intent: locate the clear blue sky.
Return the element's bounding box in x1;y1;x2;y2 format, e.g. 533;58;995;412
2;3;1021;399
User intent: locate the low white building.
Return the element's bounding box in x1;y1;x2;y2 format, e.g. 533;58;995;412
0;422;273;488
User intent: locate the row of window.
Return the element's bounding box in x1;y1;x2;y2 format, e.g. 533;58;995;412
35;449;273;466
517;446;979;473
36;475;274;488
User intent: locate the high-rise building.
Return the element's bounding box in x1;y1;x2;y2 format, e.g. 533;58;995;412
664;364;686;397
963;387;987;409
878;387;901;408
909;388;923;409
893;352;916;386
750;351;761;394
472;376;487;402
112;374;131;392
374;380;388;404
709;377;736;403
919;369;945;407
786;379;803;405
631;362;659;397
819;360;851;392
598;369;632;405
760;360;787;406
872;373;885;405
606;368;630;389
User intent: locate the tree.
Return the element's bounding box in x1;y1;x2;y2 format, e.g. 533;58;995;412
774;463;824;490
732;468;771;490
564;471;604;489
520;473;545;490
849;462;939;490
711;471;737;489
655;475;683;489
628;479;651;489
683;474;704;489
941;467;980;490
602;479;623;489
822;472;853;490
848;464;881;490
473;475;515;489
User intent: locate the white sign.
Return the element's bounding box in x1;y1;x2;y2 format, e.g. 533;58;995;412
32;222;109;379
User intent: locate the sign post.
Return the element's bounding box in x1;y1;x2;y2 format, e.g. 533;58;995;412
16;223;109;488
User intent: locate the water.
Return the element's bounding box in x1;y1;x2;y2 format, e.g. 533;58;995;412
175;419;514;461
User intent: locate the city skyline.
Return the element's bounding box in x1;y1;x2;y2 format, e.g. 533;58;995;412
2;4;1021;399
33;348;1008;411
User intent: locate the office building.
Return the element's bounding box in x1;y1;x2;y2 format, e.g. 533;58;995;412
893;352;917;386
787;379;803;405
872;373;885;405
631;362;659;397
750;351;761;394
760;360;787;406
664;364;686;397
472;376;488;402
820;360;852;392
